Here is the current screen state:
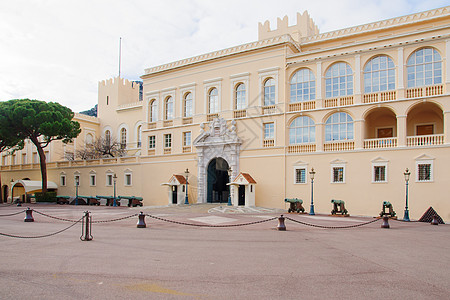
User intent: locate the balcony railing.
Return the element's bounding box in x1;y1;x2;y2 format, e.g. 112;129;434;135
363;91;396;103
164;148;172;154
207;113;219;121
262;105;276;115
182;146;192;153
263;139;274;147
364;137;398;149
407;134;444;147
324;96;353;108
288;101;315;112
182;117;193;125
163;120;173;127
406;84;443;98
233;109;246;118
287;143;316;153
148;122;156;129
324;141;354;152
147;149;155;155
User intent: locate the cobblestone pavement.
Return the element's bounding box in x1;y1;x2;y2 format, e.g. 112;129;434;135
0;203;449;299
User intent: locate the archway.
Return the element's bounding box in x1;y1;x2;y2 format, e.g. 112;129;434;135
207;158;229;203
2;185;8;203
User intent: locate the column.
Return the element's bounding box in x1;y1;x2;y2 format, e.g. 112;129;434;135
354;55;362;104
316;122;324;151
397;47;405;99
354;119;364;149
397;115;407;147
444;111;450;144
316;62;323;108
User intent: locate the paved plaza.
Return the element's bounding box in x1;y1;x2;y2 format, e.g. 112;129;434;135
0;203;449;299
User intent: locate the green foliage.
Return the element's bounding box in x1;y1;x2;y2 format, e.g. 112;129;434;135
34;191;57;203
0;101;26;153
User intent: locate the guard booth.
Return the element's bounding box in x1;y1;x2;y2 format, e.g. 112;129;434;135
162;175;187;205
228;173;256;207
10;180;58;203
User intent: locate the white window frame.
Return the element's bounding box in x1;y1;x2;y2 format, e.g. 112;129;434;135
230;73;249;111
294;166;308;184
106;173;113;187
183;131;191;147
203;78;222;114
180;83;196;118
331;163;346;184
148;135;156;149
372;162;388;183
60;174;66;187
124;172;132;186
416;159;434;182
258;67;279;106
90;173;96;187
164;134;172;149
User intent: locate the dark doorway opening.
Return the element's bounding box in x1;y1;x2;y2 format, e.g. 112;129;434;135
1;185;8;203
238;185;245;206
207;157;229;203
172;185;177;204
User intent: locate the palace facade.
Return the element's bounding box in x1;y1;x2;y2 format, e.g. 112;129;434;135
2;7;450;221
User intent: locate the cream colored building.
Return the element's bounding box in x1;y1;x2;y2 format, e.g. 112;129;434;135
2;7;450;221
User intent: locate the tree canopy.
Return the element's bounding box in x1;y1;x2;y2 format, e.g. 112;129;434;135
0;99;81;192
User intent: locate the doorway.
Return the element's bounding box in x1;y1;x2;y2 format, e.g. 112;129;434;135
1;185;7;203
172;185;177;204
207;158;229;203
238;185;245;206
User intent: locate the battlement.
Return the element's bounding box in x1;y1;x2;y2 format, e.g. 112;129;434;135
98;77;143;101
258;11;319;42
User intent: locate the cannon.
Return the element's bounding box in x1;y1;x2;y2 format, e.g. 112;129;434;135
285;198;305;213
331;199;348;215
379;201;396;218
56;196;70;205
118;196;144;207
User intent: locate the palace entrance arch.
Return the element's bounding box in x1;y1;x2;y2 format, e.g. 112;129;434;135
207;157;229;203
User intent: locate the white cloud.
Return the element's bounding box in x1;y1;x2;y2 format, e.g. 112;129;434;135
0;0;448;112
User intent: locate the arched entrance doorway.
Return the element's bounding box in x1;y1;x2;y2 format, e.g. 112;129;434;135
2;185;8;203
207;157;229;203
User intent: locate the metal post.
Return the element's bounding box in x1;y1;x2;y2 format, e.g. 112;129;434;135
24;207;34;222
403;168;410;222
431;215;439;225
81;211;93;241
113;173;117;207
137;212;146;228
184;168;189;205
381;216;390;228
277;215;286;231
75;176;79;206
309;168;315;215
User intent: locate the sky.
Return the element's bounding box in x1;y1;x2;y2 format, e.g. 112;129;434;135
0;0;448;112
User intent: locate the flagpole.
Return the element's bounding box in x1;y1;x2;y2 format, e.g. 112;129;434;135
119;37;122;78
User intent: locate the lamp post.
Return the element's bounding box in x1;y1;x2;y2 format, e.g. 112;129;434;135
113;173;117;207
403;168;411;221
227;167;232;206
184;168;189;205
75;176;79;206
309;168;316;215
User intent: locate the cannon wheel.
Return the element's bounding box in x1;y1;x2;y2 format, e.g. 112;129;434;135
288;208;292;213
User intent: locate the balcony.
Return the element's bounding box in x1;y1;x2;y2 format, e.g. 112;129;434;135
262;105;276;115
163;120;173;127
233;109;247;118
287;143;316;153
207;113;219;121
148;122;156;129
288;101;315;112
182;117;193;125
324;96;353;108
407;134;444;147
363;91;396;103
263;139;274;147
406;84;443;98
182;146;192;153
364;137;398;149
324;141;354;152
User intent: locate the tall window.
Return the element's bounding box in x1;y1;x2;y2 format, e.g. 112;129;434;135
364;55;395;93
264;123;274;140
120;128;127;149
149;99;157;122
325;63;353;98
60;174;66;186
137;125;142;148
106;174;113;186
333;167;344;183
417;161;433;182
208;88;219;114
290;69;315;102
125;173;132;186
148;136;156;149
325;112;353;141
289;116;315;144
105;130;111;145
85;133;93;145
165;97;174;120
184;93;193;117
164;134;172;149
235;83;246;110
295;168;306;184
374;166;386;182
90;174;96;186
183;132;191;146
407;47;442;88
263;78;275;106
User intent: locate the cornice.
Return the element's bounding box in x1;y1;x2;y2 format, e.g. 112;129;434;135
301;6;449;44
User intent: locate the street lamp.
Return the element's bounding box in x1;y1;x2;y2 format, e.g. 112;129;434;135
75;176;79;206
403;168;411;221
227;167;233;206
309;168;316;215
184;168;189;205
113;173;118;207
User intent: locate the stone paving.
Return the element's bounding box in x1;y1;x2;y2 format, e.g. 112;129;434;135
0;203;449;299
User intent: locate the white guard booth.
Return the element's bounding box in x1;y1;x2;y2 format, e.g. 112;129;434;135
161;175;187;205
10;180;58;203
228;173;256;207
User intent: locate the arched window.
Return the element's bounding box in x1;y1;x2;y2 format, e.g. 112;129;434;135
289;116;315;144
290;69;315;102
208;88;219;114
263;78;275;106
120;128;127;149
235;83;246;110
184;93;193;117
165;96;174;120
364;55;395;93
325;112;353;141
407;47;442;88
149;99;157;122
137;125;142;148
105;130;111;145
85;133;93;145
325;63;353;98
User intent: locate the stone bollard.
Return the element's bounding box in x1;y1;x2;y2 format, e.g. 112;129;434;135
381;216;390;229
137;212;146;228
277;215;286;231
17;201;22;207
24;207;34;222
431;215;439;225
81;211;93;241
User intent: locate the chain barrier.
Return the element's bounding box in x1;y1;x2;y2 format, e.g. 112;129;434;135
146;214;278;228
285;216;381;229
91;213;139;223
0;217;83;239
33;209;80;223
0;209;26;217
